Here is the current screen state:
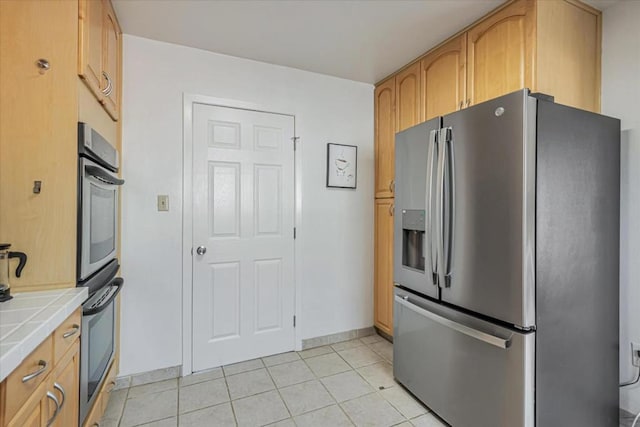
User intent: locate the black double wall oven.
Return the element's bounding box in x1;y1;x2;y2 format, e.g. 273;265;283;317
77;122;124;425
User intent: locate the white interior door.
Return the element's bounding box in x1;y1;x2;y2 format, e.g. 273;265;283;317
192;104;295;371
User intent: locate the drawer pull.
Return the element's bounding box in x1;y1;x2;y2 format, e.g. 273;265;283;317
46;391;60;426
22;359;48;383
101;71;113;96
395;295;512;349
62;324;80;338
54;381;66;409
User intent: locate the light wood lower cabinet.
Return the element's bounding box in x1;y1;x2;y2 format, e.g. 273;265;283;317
51;344;80;427
374;199;394;336
1;311;81;427
6;379;49;427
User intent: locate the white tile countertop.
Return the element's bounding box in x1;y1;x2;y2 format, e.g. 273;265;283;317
0;287;87;382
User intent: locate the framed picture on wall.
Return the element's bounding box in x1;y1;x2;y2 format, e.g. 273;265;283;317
326;143;357;189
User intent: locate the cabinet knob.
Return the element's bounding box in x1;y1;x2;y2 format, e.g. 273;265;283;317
389;180;395;193
36;58;50;73
389;204;394;217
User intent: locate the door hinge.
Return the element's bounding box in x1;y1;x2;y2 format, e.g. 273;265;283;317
292;136;300;151
293;315;296;327
293;227;297;239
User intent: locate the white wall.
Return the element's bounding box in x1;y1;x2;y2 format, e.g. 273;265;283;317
120;35;374;377
601;0;640;415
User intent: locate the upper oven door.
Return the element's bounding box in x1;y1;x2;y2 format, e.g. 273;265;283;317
79;157;123;281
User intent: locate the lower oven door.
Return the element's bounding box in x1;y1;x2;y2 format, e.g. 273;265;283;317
393;287;535;427
79;278;123;424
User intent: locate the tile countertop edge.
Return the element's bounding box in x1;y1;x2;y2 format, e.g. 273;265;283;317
0;287;87;382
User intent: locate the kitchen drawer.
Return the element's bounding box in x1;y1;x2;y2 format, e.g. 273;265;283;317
3;336;53;422
53;308;81;364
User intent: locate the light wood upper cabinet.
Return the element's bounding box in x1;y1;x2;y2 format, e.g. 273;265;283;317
0;0;78;291
79;0;122;121
372;0;602;338
78;0;103;100
374;78;396;199
466;0;535;107
395;63;421;132
421;34;467;121
101;0;120;120
536;0;601;111
374;198;394;336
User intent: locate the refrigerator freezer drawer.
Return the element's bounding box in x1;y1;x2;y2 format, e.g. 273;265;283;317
394;289;534;427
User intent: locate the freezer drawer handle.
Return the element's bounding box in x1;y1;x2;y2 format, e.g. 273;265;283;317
395;295;512;349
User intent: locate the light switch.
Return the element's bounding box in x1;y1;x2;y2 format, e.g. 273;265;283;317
157;195;169;211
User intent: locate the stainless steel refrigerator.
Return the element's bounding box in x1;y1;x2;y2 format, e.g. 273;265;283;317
392;89;620;427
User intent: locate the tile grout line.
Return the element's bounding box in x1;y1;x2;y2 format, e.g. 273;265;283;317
116;385;130;427
222;372;241;427
260;362;295;424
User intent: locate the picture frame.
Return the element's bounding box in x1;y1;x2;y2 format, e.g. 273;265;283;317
326;143;357;189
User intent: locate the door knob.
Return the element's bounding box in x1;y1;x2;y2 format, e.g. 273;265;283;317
196;246;207;255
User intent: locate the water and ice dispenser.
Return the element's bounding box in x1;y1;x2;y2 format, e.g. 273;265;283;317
401;209;425;272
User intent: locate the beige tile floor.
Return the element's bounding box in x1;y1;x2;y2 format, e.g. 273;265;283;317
99;333;448;427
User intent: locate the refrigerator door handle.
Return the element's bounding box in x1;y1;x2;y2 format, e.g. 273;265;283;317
425;129;439;285
443;127;454;287
435;129;447;288
395;295;512;349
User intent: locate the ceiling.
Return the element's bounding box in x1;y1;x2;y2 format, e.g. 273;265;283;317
112;0;506;84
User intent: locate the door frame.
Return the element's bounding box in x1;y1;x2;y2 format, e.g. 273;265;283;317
182;93;301;376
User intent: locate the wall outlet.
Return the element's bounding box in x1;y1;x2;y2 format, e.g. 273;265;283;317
632;343;640;367
157;195;169;212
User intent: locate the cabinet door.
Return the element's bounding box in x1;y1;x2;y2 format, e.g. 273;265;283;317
6;380;48;427
79;0;105;99
421;34;467;121
51;343;80;427
101;0;121;121
0;0;78;290
374;199;394;336
466;0;534;106
374;78;396;199
536;0;600;112
395;62;421;132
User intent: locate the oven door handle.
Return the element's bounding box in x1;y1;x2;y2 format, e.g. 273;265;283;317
85;165;125;186
83;278;124;316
